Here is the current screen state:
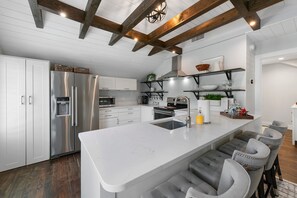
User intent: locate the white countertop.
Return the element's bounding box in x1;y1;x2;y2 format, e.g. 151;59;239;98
79;113;259;193
99;104;158;109
292;104;297;108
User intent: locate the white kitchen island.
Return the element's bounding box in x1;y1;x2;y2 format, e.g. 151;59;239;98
79;113;261;198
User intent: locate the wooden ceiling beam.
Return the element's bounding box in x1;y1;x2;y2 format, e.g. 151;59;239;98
133;0;227;52
109;0;165;46
79;0;102;39
230;0;260;31
28;0;44;28
248;0;284;12
149;8;241;56
37;0;182;54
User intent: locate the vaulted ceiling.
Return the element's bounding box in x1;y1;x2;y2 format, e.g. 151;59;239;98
0;0;296;78
29;0;282;56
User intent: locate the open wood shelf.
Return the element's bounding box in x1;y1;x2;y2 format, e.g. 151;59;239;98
141;91;168;100
184;89;245;99
187;68;245;85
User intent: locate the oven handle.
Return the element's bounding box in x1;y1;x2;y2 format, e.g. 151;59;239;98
154;109;175;116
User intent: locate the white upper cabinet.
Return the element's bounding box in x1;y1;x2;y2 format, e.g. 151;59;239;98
26;59;50;165
115;78;137;91
99;76;116;90
0;56;26;172
99;76;137;91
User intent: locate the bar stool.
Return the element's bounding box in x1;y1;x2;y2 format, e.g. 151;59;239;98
218;128;282;198
268;121;288;181
142;159;251;198
189;139;270;198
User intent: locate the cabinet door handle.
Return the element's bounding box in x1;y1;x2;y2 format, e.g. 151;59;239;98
128;120;133;123
21;96;25;105
128;112;133;115
71;86;75;126
28;96;32;105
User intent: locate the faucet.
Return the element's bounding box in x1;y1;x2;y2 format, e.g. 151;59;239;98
175;96;191;128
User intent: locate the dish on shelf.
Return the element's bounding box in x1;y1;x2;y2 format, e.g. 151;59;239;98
195;64;210;71
200;85;218;90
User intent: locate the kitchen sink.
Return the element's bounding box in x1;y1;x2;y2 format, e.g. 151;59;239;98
152;120;186;130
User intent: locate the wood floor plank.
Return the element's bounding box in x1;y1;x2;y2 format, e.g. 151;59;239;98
278;130;297;184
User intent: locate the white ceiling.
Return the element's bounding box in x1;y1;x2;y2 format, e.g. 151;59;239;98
0;0;297;79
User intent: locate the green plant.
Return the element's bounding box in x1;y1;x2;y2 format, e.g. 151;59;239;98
204;94;224;100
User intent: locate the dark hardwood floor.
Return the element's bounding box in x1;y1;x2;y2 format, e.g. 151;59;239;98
0;154;80;198
278;130;297;184
0;130;296;197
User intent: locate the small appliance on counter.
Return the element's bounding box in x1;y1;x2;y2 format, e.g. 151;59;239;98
142;95;149;104
99;97;115;107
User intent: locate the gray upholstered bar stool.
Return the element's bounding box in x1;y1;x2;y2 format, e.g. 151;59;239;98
142;159;251;198
218;128;283;197
268;121;288;181
189;139;270;198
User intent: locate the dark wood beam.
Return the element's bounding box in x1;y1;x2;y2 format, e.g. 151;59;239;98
79;0;102;39
248;0;284;12
28;0;44;28
149;8;241;56
133;0;227;52
37;0;182;54
230;0;260;31
109;0;165;46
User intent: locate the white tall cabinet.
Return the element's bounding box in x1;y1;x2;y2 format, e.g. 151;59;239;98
0;55;50;172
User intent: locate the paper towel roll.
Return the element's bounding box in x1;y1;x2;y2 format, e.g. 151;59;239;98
198;100;210;123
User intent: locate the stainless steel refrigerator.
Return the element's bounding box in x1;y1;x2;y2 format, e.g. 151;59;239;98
50;71;99;158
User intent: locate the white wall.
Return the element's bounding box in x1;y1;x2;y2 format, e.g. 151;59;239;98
262;63;297;127
151;34;248;108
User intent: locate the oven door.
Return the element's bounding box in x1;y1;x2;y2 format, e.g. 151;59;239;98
154;109;175;120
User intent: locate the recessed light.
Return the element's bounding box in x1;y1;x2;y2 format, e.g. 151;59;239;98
134;37;138;42
249;20;256;27
60;12;67;18
172;50;176;54
278;57;284;60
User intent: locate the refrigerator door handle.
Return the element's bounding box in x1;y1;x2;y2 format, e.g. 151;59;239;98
71;86;75;126
75;86;78;126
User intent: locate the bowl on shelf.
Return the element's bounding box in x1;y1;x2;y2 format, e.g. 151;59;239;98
200;85;218;90
195;64;210;72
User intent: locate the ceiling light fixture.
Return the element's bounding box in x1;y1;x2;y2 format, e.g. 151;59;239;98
147;1;167;23
249;20;256;27
278;57;284;60
60;12;67;18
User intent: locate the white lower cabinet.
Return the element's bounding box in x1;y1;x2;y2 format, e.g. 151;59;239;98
141;106;154;122
99;106;141;129
0;55;50;172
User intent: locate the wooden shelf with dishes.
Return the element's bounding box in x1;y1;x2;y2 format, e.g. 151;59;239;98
184;68;245;99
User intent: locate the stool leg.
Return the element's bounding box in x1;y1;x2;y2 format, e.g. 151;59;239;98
275;155;283;181
271;166;278;189
265;170;276;198
258;174;265;198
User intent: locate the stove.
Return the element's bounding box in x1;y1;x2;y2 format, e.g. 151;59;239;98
154;97;187;120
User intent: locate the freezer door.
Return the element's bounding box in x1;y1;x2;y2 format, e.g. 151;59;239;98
51;71;75;157
74;73;99;151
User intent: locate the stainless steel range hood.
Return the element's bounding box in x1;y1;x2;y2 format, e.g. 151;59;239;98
159;55;187;79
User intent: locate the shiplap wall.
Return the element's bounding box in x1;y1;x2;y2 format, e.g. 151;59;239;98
150;34;247;108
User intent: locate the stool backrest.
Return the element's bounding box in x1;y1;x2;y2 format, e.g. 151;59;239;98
186;159;250;198
256;128;282;170
269;120;288;135
231;138;270;198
